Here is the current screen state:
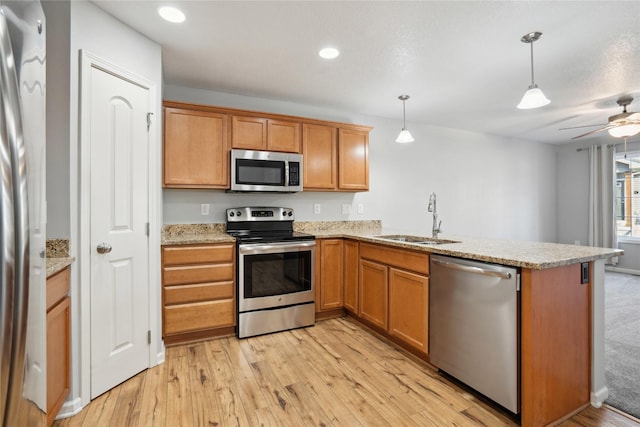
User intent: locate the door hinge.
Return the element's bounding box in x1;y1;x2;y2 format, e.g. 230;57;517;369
146;112;153;131
146;222;150;236
148;330;151;345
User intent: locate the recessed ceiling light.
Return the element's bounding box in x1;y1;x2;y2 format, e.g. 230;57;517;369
318;47;340;59
158;6;185;23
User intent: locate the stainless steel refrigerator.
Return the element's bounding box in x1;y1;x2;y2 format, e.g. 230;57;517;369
0;1;47;425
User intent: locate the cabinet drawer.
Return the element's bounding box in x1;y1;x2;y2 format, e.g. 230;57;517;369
163;244;234;266
360;243;429;275
164;299;234;335
164;281;234;305
163;263;233;286
47;267;70;311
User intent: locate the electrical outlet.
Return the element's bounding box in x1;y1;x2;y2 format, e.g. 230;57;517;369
574;240;580;245
200;203;210;215
342;204;351;214
357;203;364;214
314;203;321;214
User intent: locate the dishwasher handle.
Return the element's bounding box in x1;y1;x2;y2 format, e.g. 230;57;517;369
432;258;512;279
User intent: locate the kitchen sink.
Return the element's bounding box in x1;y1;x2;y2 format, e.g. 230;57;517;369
373;235;460;245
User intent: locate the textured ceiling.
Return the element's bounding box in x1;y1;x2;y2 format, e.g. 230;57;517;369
92;1;640;145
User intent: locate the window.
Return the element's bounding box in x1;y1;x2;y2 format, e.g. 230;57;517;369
615;152;640;239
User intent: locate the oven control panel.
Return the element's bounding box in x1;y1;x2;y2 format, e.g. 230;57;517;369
227;207;294;222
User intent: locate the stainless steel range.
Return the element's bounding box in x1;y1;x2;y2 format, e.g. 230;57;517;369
226;207;315;338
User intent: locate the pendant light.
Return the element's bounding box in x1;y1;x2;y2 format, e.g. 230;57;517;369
396;95;414;143
517;32;550;109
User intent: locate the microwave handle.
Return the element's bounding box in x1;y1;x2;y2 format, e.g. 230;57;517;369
284;161;289;187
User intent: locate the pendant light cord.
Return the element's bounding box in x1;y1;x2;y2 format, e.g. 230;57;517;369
403;99;407;128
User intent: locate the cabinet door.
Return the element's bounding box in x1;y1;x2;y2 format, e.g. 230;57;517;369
47;296;70;426
303;124;337;190
359;259;388;330
389;268;429;354
163;107;229;188
343;240;359;313
232;116;267;150
338;128;369;190
318;239;344;311
268;119;301;153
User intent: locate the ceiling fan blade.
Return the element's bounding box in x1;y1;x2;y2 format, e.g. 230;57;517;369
559;123;608;130
571;125;615;139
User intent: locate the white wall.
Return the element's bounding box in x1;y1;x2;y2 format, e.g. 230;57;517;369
43;1;70;238
164;85;558;242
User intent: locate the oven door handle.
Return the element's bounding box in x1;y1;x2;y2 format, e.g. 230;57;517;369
239;240;316;255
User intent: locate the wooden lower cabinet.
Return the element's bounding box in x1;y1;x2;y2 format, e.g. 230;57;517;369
343;240;359;313
162;243;236;344
521;263;590;427
388;268;429;354
358;259;388;330
315;239;344;314
358;242;430;355
46;267;71;427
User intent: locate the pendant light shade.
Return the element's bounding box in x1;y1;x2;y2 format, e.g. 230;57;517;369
396;95;414;143
517;32;550;109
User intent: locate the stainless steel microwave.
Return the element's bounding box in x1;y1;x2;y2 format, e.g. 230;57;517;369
230;149;303;192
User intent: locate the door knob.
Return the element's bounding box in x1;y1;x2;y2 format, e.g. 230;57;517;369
96;243;112;254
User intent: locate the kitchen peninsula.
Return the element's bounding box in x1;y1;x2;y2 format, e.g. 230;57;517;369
161;220;622;427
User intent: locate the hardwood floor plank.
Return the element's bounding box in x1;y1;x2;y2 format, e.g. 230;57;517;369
165;355;193;426
109;371;145;426
54;318;640;427
137;357;167;427
223;337;271;413
185;342;225;426
203;338;252;426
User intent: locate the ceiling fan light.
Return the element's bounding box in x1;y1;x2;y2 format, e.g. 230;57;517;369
608;124;640;138
396;129;415;143
517;85;551;109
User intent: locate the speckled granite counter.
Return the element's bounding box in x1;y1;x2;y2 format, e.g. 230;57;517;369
162;221;622;270
46;238;75;277
162;223;235;245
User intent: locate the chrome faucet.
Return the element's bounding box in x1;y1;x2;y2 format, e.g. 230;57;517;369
427;193;442;238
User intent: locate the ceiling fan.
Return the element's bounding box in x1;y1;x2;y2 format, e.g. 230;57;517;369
560;95;640;140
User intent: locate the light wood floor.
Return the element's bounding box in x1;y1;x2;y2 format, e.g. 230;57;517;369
54;317;640;427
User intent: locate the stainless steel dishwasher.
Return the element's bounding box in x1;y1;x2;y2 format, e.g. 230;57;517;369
429;254;520;414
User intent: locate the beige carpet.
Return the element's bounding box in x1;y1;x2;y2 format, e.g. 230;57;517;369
604;271;640;419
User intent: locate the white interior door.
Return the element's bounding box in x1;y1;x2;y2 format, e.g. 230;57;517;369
89;65;150;399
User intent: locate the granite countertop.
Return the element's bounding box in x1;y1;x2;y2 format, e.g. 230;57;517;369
162;221;623;270
162;223;235;245
46;257;75;278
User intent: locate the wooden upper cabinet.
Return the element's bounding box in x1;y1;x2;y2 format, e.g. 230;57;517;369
163;107;230;188
339;128;369;190
231;116;267;150
268;120;301;152
232;115;301;153
303;123;338;190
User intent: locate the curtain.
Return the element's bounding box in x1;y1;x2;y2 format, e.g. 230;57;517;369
588;144;618;264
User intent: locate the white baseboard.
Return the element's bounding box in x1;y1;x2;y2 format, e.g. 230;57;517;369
56;396;84;420
591;386;609;408
605;266;640;276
